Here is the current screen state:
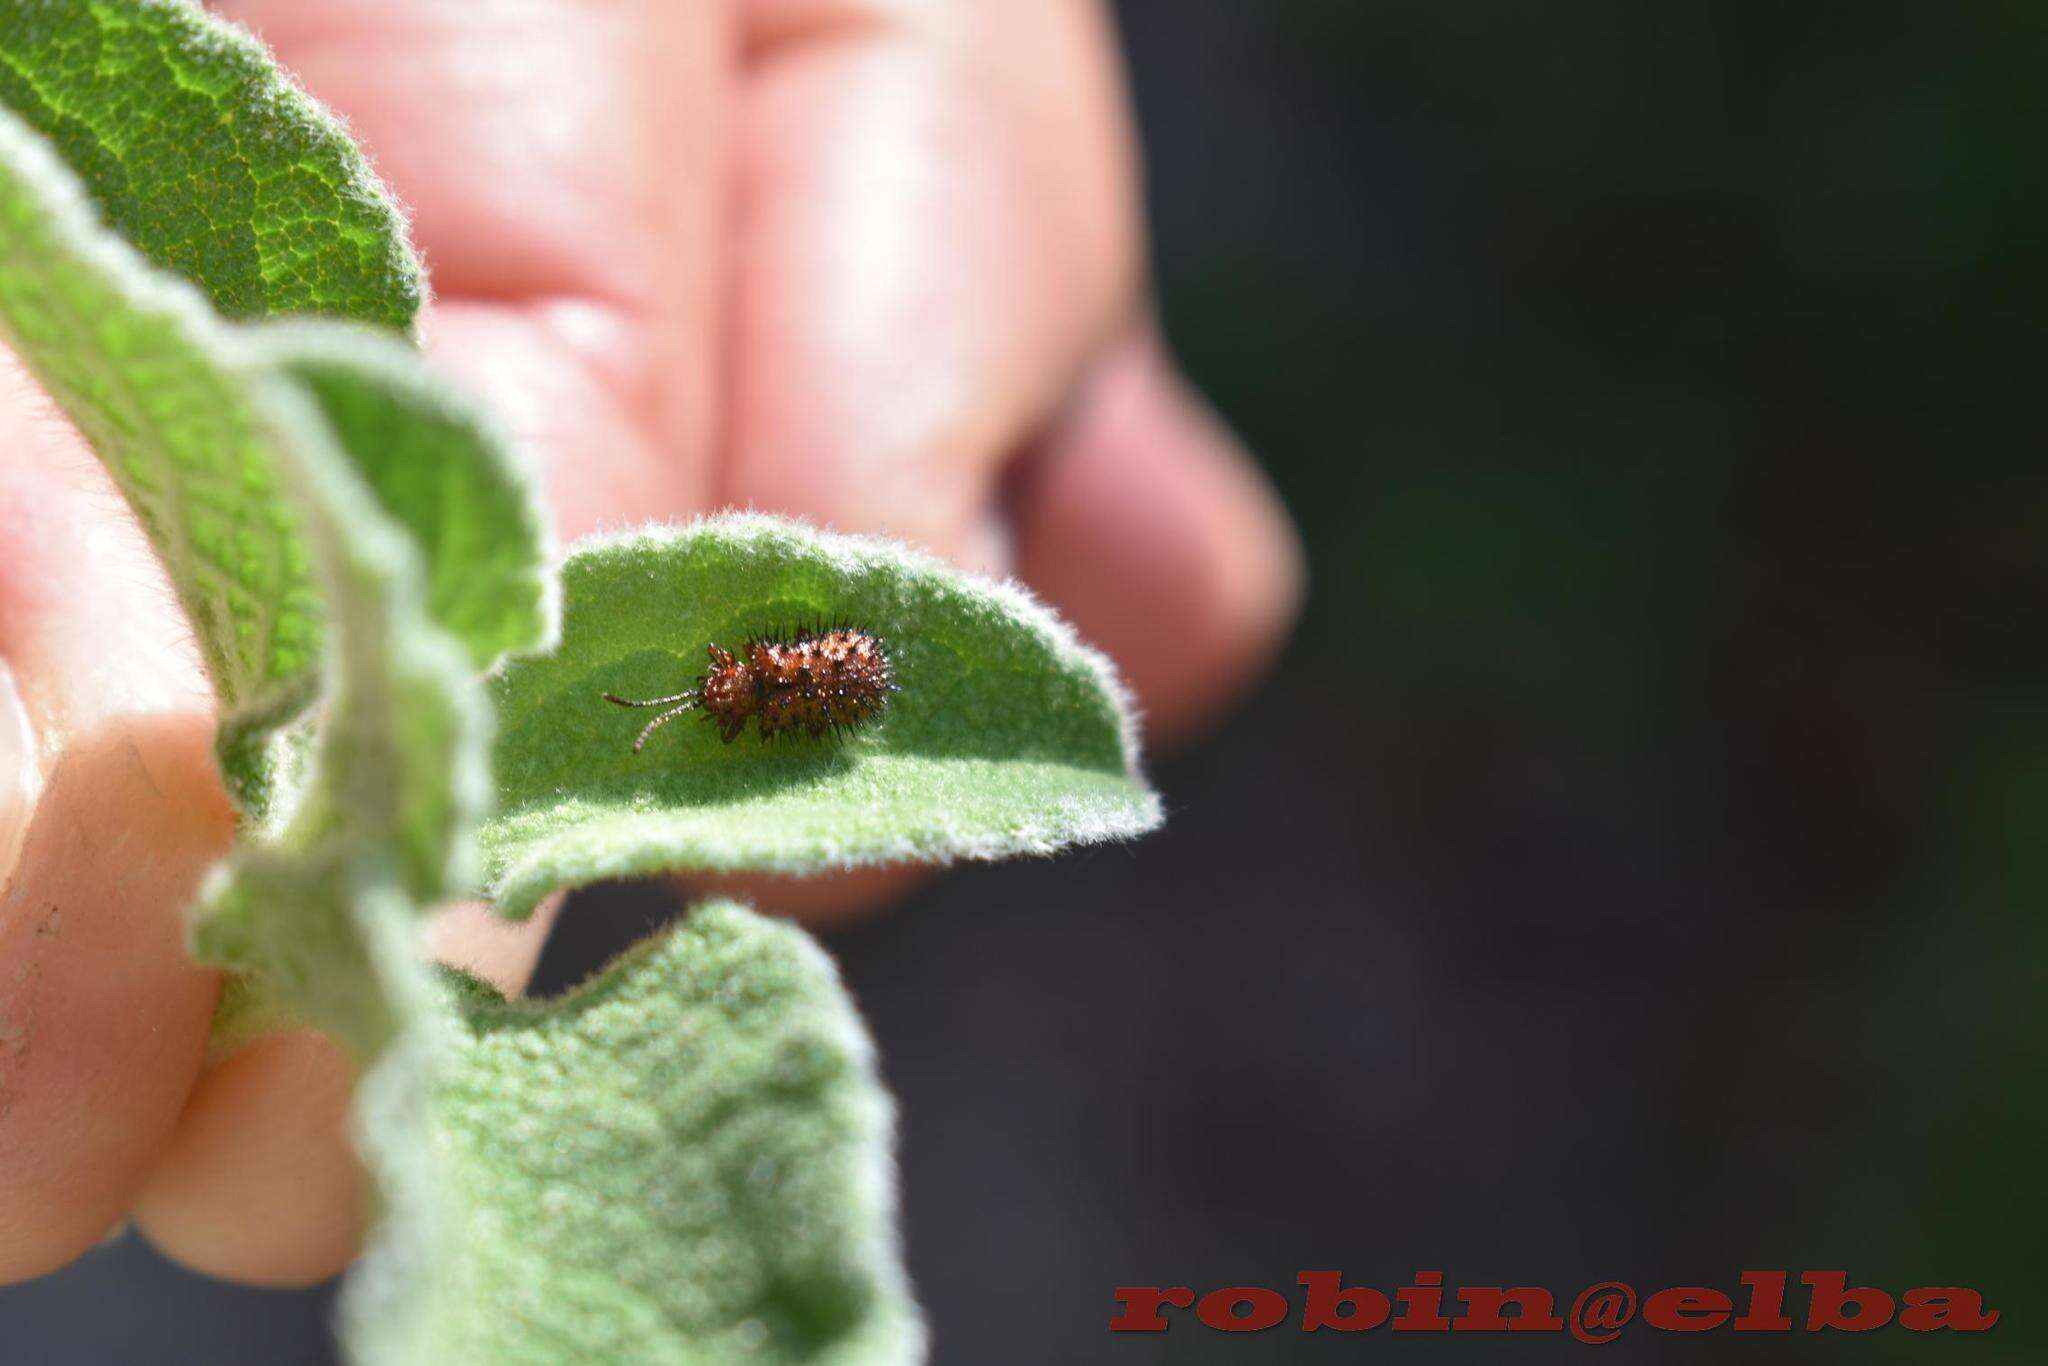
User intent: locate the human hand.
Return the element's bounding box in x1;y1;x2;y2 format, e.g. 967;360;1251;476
0;0;1300;1288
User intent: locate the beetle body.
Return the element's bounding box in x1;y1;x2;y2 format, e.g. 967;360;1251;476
604;626;893;751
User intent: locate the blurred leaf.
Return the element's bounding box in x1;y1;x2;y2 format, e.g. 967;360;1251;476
350;902;922;1366
482;517;1161;916
272;325;556;674
190;366;488;1055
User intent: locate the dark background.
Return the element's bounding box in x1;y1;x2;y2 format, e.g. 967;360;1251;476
4;2;2041;1361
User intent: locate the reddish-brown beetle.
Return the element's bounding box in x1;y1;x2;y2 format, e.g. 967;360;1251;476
604;626;894;751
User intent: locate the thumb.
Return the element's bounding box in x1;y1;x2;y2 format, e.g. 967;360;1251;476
0;359;229;1284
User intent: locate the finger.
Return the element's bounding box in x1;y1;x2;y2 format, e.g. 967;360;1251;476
421;302;692;541
0;384;229;1283
212;0;733;528
0;717;230;1284
725;0;1142;564
679;864;929;925
1013;327;1304;744
131;894;563;1284
129;1031;361;1287
426;895;566;992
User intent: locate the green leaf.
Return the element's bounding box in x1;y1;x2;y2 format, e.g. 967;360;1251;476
267;323;556;675
347;902;923;1366
0;0;421;327
481;517;1162;916
0;104;546;811
189;368;489;1055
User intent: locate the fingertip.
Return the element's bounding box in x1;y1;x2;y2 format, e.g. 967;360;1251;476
428;894;565;996
422;304;701;542
1014;330;1304;745
124;894;567;1290
678;864;930;925
131;1031;362;1288
0;715;228;1285
726;0;1142;564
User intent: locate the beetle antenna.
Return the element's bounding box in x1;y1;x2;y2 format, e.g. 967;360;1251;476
629;701;697;753
604;691;697;708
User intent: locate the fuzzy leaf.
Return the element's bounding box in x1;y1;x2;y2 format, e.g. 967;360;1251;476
268;324;556;675
189;369;489;1055
347;902;922;1366
0;0;421;327
481;517;1162;915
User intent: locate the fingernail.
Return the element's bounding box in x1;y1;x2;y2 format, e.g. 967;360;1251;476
0;657;37;893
